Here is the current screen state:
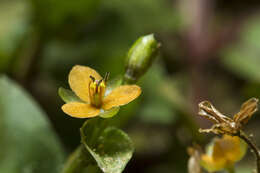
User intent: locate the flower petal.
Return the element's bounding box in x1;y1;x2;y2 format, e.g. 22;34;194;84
200;155;226;172
102;85;141;110
69;65;102;102
213;135;243;163
62;102;100;118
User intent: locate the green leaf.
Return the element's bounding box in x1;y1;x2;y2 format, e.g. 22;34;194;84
58;87;83;103
31;0;101;34
99;107;120;118
0;76;65;173
80;118;134;173
138;65;176;124
85;127;134;173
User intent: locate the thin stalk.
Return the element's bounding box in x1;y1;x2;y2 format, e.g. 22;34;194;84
61;145;94;173
238;130;260;173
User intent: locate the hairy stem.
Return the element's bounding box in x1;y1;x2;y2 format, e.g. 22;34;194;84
238;130;260;173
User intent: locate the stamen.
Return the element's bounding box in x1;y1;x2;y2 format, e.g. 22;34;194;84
90;75;95;82
97;79;103;86
88;74;107;108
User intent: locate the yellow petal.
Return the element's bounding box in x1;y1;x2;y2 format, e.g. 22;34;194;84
62;102;100;118
212;139;226;160
222;135;243;162
200;155;226;172
69;65;102;102
102;85;141;110
213;135;242;163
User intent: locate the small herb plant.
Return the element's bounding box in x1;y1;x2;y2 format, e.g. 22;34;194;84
58;34;160;173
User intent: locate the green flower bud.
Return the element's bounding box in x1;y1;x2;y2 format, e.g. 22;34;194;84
124;34;160;84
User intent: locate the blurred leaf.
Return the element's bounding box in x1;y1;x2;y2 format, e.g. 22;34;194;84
102;0;180;33
129;126;171;156
222;14;260;82
138;65;176;124
0;0;29;71
31;0;101;34
58;87;82;103
40;0;180;82
0;76;65;173
108;98;140;127
81;118;134;173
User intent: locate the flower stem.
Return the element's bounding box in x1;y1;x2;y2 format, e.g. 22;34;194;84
61;145;95;173
238;130;260;173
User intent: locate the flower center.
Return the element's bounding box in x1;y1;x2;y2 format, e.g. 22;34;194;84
88;73;109;108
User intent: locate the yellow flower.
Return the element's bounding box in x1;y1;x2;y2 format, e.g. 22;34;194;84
61;65;141;118
200;135;247;172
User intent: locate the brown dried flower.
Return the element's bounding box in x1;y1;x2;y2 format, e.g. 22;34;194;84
198;98;258;135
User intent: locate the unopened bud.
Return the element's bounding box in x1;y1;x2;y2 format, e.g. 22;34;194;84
124;34;160;84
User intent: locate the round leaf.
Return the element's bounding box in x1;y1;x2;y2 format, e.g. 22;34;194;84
80;118;134;173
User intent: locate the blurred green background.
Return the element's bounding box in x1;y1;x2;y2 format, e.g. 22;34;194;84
1;0;260;172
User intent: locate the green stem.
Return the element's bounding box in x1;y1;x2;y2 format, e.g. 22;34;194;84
61;145;94;173
238;130;260;173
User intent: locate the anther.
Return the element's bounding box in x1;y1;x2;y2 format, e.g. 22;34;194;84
97;79;103;86
90;75;95;82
